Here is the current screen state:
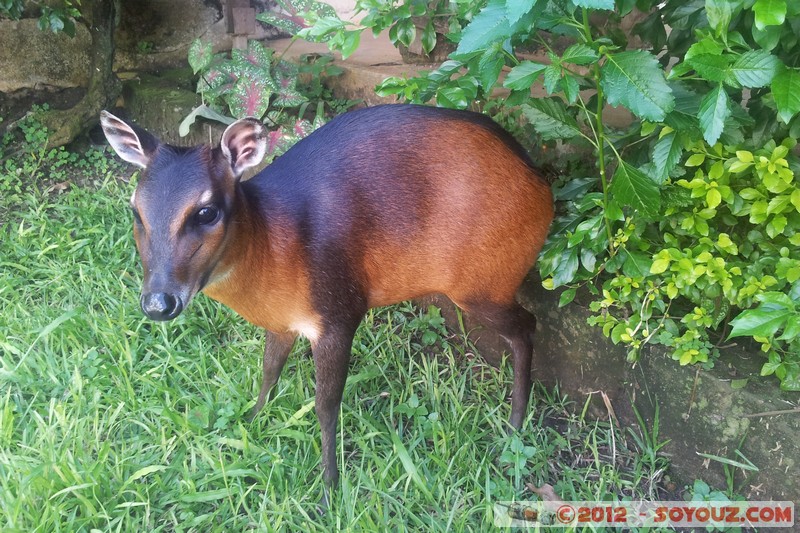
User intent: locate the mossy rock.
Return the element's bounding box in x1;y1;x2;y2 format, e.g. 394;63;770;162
121;69;223;146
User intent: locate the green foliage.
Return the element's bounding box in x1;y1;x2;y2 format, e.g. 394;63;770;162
600;50;674;122
293;53;361;114
0;0;81;36
1;106;125;220
189;39;286;120
135;40;154;54
257;0;484;60
256;0;337;35
0;0;23;19
407;305;448;347
185;40;357;163
588;140;800;389
592;140;800;390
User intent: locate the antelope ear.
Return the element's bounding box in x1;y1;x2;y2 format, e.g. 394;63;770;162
100;111;158;168
220;117;267;178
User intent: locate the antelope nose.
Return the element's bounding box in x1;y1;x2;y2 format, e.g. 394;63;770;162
141;292;183;321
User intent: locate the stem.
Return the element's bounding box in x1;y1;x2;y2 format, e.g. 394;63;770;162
277;36;298;63
594;73;615;249
502;48;520;66
581;8;593;44
580;7;615;251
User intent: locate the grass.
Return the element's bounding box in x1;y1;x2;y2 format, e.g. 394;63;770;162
0;123;706;532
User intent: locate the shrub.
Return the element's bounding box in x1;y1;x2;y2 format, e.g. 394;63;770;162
182;39;355;162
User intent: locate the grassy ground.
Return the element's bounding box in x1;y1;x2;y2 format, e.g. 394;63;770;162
1;125;719;532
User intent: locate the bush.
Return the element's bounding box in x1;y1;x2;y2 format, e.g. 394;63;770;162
182;39;357;163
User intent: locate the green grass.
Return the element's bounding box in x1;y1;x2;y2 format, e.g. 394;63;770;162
0;139;689;532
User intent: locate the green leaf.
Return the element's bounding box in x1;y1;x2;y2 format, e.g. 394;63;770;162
779;366;800;391
387;430;435;499
559;287;577;307
687;54;731;83
48;12;64;33
436;86;468;109
707;188;722;208
573;0;615;10
258;0;336;35
187;405;210;429
421;23;436;54
698;84;730;145
339;30;361;59
478;47;505;92
730;51;781;88
600;50;675;121
507;0;536;25
752;23;782;50
610;161;661;218
767;214;787;236
767;194;791;215
621;249;652;278
179;104;235;137
243;40;274;70
610;322;627;344
705;0;741;36
561;74;580;104
753;0;786;30
778;316;800;340
188;39;213;74
561;43;599;65
653;130;683;181
552;248;580;288
543;64;562;94
730;379;749;389
226;75;273;119
729;308;792;338
772;68;800;123
520;98;582;140
394;18;415;48
791;189;800;211
651;257;671;274
298;15;346;40
455;0;509;55
504;61;548;90
618;0;636;16
125;465;169;485
581;247;597;272
756;291;795;310
685;36;725;61
761;357;782;376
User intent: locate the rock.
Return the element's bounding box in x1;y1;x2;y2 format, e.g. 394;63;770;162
114;0;296;72
0;18;91;93
115;0;226;71
120;69;224;146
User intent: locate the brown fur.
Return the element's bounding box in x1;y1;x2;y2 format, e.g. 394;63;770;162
202;193;322;337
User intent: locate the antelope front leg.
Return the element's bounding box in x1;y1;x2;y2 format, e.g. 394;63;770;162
248;330;296;420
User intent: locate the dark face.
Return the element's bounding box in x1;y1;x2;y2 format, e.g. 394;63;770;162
131;146;233;320
101;110;266;321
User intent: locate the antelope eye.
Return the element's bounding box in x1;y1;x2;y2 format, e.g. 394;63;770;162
195;206;220;225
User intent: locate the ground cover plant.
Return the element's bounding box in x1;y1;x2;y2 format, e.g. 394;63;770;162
0;113;731;531
282;0;800;391
181;38;358;164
